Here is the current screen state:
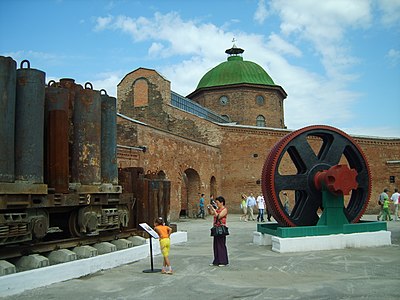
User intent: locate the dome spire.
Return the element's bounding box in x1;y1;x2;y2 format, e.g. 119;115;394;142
225;38;244;56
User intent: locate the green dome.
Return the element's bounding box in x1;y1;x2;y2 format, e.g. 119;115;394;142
196;55;275;90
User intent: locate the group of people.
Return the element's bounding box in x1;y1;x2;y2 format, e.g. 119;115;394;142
153;187;399;275
240;192;272;222
377;188;399;221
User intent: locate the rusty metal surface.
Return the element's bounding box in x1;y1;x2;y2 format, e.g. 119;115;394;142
15;61;45;183
0;183;47;195
70;84;101;185
0;56;16;183
46;110;69;193
68;183;122;194
45;85;70;193
101;92;118;184
45;84;69;111
138;175;171;227
59;78;79;186
118;167;143;229
59;78;78;123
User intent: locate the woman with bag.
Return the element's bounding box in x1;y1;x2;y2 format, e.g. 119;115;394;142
207;196;229;266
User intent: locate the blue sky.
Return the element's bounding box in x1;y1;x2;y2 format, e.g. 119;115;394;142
1;0;399;138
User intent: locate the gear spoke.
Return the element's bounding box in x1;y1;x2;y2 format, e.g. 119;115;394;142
287;136;319;172
275;174;308;191
320;134;347;165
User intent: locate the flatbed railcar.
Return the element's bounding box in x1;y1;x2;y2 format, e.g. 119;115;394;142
0;56;131;246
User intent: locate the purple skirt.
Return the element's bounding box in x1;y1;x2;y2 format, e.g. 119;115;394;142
212;235;229;265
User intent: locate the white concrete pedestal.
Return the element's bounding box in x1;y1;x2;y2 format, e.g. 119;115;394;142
253;230;391;253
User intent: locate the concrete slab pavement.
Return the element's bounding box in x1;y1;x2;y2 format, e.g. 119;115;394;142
2;214;400;300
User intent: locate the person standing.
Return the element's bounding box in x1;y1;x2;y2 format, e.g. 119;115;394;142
207;196;229;266
240;194;247;221
197;193;205;219
266;206;272;222
390;188;399;221
283;192;290;214
377;188;390;221
246;193;256;221
153;217;173;274
382;195;393;221
256;193;265;222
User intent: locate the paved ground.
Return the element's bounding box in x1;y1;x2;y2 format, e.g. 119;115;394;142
2;214;400;300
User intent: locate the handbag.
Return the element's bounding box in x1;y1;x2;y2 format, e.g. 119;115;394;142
210;218;229;236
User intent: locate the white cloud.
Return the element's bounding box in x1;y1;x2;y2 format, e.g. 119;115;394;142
94;15;113;31
148;42;165;57
95;12;231;59
254;0;268;24
386;48;400;67
343;125;400;138
161;57;214;96
266;33;302;57
90;71;122;97
377;0;400;26
262;53;359;129
2;50;65;70
270;0;372;78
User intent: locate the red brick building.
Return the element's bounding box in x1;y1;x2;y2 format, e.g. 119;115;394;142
116;46;400;221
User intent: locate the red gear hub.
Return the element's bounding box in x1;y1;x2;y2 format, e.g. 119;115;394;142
314;165;358;196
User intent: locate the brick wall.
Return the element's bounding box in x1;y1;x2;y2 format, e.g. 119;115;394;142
117;114;221;220
117;68;400;221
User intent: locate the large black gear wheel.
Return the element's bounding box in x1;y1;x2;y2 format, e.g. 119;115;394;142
261;125;371;227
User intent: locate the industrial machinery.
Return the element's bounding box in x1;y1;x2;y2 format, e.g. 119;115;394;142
0;56;131;246
261;125;373;233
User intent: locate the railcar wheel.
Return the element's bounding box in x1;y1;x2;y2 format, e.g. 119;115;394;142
261;125;371;227
68;209;81;237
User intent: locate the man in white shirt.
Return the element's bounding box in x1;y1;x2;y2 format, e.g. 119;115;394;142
390;188;399;221
246;193;256;221
256;194;265;222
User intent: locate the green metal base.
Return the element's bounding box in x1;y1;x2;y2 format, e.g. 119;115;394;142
257;220;387;238
258;187;387;238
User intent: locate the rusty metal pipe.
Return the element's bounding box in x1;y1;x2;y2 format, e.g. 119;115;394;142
100;89;118;185
0;56;16;182
15;60;45;183
71;82;101;185
45;82;69;192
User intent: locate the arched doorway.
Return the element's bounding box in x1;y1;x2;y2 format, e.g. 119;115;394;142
210;176;217;199
180;168;201;218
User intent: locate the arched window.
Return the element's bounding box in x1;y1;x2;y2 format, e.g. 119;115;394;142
256;115;266;127
133;78;149;107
